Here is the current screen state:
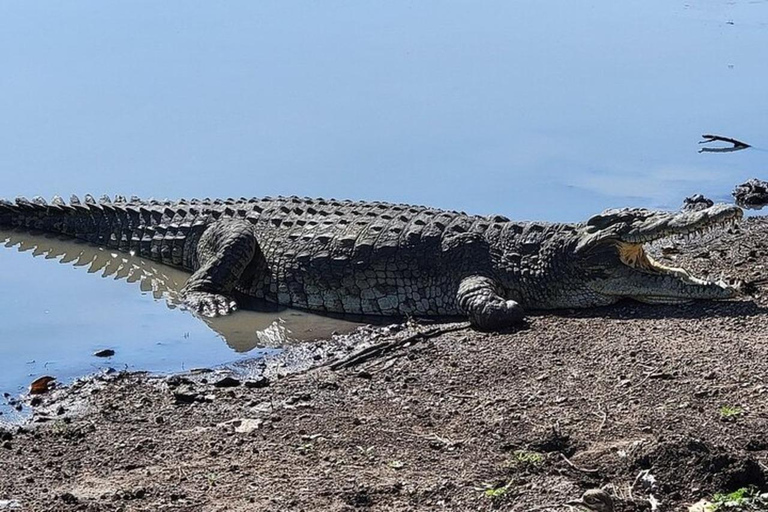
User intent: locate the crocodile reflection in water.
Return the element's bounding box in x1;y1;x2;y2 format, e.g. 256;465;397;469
0;228;363;352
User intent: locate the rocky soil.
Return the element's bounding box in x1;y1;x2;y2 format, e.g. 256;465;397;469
2;218;768;511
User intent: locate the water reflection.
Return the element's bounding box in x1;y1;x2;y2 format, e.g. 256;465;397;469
0;228;363;352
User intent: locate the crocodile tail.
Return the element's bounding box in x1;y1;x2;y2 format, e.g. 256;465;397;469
0;194;110;244
1;195;204;267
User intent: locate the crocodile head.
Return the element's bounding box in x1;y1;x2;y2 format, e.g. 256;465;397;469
574;204;743;304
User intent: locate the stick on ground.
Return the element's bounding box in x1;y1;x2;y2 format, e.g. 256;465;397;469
328;323;469;370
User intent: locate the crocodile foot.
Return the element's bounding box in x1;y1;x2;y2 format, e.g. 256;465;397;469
457;275;525;331
468;298;525;331
181;291;238;317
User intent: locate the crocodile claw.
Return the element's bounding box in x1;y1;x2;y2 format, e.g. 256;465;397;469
181;291;238;317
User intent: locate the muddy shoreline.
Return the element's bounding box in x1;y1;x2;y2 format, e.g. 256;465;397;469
2;219;768;511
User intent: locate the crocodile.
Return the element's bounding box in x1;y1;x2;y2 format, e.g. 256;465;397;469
0;194;744;330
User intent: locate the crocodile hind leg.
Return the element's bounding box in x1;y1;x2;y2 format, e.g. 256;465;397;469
457;275;524;331
181;219;260;317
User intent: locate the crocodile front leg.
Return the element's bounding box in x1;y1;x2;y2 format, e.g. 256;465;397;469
457;275;524;330
181;219;259;317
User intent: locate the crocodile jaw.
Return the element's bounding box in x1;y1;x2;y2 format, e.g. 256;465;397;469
613;242;736;303
592;205;743;303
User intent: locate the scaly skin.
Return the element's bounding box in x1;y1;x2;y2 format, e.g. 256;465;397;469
0;194;745;330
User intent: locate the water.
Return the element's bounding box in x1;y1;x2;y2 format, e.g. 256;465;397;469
0;229;363;418
1;1;767;414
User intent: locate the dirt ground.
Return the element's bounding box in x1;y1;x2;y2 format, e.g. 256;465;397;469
2;218;768;511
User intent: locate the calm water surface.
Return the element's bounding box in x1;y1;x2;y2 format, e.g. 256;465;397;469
1;1;767;416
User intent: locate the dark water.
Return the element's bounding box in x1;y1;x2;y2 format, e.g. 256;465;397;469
1;1;767;416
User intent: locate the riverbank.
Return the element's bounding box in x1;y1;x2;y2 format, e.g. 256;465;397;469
2;218;768;511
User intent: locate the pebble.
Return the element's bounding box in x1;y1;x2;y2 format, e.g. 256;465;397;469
213;377;241;388
93;349;115;358
244;377;270;389
59;493;78;504
172;388;199;404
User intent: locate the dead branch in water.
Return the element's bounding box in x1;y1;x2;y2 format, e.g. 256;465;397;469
699;134;751;153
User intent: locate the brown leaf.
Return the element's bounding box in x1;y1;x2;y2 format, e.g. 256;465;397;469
29;376;56;395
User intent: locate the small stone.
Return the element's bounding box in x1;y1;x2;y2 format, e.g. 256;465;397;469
60;492;78;504
231;418;263;434
155;416;165;424
29;396;42;407
93;349;115;358
173;389;198;404
244;377;270;389
356;370;372;380
745;438;768;451
56;405;66;416
2;441;11;449
213;377;241;388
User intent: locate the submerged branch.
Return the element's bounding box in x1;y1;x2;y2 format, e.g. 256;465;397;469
699;134;751;153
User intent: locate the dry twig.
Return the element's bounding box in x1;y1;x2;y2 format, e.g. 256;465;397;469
328;323;469;370
560;453;600;474
593;404;608;435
